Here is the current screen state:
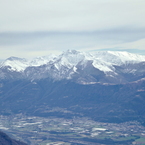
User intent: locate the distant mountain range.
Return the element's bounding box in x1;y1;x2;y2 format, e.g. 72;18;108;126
1;50;145;84
0;50;145;124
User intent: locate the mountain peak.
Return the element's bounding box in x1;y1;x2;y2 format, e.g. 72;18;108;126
64;49;80;55
0;56;28;72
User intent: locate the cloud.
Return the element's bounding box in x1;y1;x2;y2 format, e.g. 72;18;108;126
0;27;145;59
0;0;145;58
0;27;145;46
0;0;145;32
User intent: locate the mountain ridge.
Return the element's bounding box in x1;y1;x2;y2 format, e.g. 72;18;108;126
0;50;145;84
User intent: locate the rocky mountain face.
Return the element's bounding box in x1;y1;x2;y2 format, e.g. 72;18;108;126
0;50;145;124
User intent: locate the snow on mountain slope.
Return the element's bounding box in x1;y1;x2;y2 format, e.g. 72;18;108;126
0;50;145;78
0;57;29;72
0;55;57;72
49;50;116;73
91;51;145;65
57;50;145;73
86;51;145;73
29;54;57;66
52;50;86;71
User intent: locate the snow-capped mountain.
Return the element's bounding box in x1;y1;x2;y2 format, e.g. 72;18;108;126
0;55;57;72
0;57;28;72
0;50;145;83
1;50;145;125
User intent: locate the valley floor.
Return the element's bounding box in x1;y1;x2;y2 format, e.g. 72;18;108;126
0;114;145;145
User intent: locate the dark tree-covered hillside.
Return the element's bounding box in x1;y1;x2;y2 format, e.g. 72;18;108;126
0;131;27;145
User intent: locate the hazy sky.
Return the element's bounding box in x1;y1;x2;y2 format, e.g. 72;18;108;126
0;0;145;58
